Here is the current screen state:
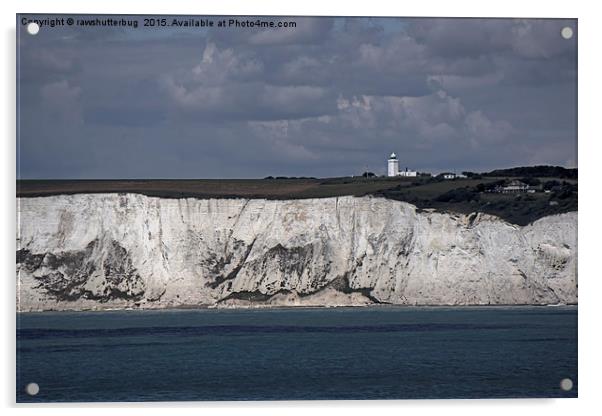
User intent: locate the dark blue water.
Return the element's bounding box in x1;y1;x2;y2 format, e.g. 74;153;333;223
16;306;577;402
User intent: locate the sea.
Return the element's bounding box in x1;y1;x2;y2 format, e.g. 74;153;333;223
16;305;577;402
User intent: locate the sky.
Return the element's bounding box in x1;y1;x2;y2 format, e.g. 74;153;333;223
17;15;577;179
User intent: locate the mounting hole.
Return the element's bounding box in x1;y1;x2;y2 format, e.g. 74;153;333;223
561;26;573;40
560;378;573;391
25;382;39;396
26;22;40;35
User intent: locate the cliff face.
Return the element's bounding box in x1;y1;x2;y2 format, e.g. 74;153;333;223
16;194;577;311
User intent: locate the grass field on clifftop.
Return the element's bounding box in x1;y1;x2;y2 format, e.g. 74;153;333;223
17;174;577;226
17;177;402;200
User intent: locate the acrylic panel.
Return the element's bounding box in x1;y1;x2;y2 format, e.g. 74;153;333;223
16;14;578;402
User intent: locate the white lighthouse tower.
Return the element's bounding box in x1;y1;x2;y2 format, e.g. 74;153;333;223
387;152;399;177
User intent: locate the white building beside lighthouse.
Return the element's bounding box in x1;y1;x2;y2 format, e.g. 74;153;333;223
387;152;417;177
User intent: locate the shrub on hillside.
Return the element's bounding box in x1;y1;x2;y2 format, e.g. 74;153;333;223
435;187;480;203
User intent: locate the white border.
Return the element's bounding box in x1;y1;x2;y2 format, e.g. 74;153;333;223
2;0;601;415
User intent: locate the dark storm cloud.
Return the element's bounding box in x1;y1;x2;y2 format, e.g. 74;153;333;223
17;15;577;179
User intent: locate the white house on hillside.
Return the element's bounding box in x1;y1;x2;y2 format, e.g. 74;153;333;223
440;172;467;180
387;153;417;177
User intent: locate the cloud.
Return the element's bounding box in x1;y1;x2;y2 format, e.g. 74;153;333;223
163;77;334;122
464;110;514;147
427;72;504;90
510;19;576;59
18;48;81;86
191;42;263;84
334;91;467;141
40;80;82;123
17;16;577;179
162;42;336;122
247;87;515;175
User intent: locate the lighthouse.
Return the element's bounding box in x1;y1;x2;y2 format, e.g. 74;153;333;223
387;152;399;177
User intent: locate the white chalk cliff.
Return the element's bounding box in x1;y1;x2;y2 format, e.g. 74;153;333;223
16;194;577;311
